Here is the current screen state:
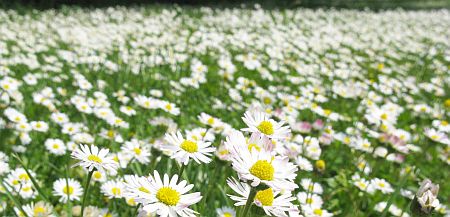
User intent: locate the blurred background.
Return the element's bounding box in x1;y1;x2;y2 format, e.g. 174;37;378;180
1;0;450;10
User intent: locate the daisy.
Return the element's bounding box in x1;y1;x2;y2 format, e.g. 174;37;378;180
296;156;313;172
297;192;323;208
163;131;216;165
227;178;298;217
371;178;394;194
131;171;202;217
216;206;236;217
242;111;290;139
71;144;118;173
123;175;153;200
22;201;54;217
302;206;333;217
225;130;272;153
226;141;298;191
30;121;49;132
53;178;83;202
300;179;323;194
101;180;124;199
44;138;66;155
121;140;151;164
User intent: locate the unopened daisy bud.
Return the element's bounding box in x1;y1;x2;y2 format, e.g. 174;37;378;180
445;99;450;108
315;160;326;172
411;179;440;216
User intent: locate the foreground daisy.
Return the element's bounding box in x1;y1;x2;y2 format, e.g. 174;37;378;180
242;111;290;139
226;141;298;190
227;178;298;217
130;171;202;217
71;144;118;173
164;131;216;165
53;178;83;203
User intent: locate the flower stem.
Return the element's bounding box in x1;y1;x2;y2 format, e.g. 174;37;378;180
81;170;94;217
241;187;257;217
178;163;186;177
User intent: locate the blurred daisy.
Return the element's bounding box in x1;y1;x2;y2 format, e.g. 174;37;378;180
22;201;54;217
45;138;66;155
242;111;290;139
71;144;118;173
121;140;151;164
371;178;394;194
101;180;124;199
297;192;323;208
216;206;236;217
164;131;216;165
53;178;83;202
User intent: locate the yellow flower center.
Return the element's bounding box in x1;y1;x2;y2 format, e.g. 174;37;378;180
254;188;274;206
306;198;313;204
257;121;274;135
94;171;102;179
380;113;388;120
313;208;323;216
34;207;46;216
112;187;121;196
207;117;215;125
19;173;29;181
180;140;198;153
53;144;59;149
156;187;180;206
223;212;233;217
378;182;385;188
63;186;74;195
249;160;274;181
165;104;172;110
247;143;261;152
88;154;103;163
263;97;272;105
107;130;115;138
134;148;142;155
139;186;150;193
442;121;448;126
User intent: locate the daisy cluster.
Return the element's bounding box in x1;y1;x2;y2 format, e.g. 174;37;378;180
0;5;449;217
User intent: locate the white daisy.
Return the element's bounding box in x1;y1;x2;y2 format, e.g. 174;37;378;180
227;178;298;217
71;144;118;173
216;206;236;217
226;141;298;191
101;180;124;199
52;178;83;202
164;131;216;165
131;171;202;217
241;111;290;139
44;138;66;155
121;140;151;164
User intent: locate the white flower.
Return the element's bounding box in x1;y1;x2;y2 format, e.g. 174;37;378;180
130;171;202;217
53;178;83;203
121;140;151;164
227;178;298;217
371;178;394;194
71;144;118;173
163;131;216;165
45;138;66;155
226;141;298;191
101;180;125;199
216;206;236;217
242;111;290;139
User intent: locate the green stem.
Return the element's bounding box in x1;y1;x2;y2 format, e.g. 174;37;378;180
133;204;141;216
241;187;257;217
1;181;29;217
178;163;186;177
381;168;411;217
81;170;94;217
13;154;50;202
65;164;73;217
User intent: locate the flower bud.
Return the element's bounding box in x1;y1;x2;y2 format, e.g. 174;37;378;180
410;179;440;216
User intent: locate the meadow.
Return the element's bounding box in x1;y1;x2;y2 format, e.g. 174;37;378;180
0;5;449;217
